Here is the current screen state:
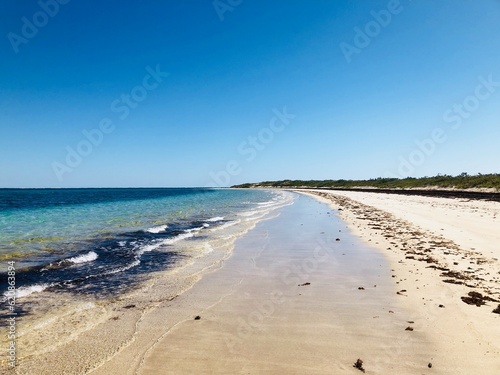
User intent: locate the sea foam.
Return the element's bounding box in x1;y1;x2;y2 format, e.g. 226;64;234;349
68;251;98;264
146;225;168;234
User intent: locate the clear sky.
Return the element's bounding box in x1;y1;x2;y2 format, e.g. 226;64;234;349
1;0;500;188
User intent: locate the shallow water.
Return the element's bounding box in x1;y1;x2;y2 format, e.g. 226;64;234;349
0;188;294;328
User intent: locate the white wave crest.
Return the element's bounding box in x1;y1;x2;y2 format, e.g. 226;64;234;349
215;220;240;230
146;224;168;233
238;210;267;217
105;259;141;275
164;231;195;244
67;251;98;264
206;216;224;222
15;284;50;298
257;201;275;207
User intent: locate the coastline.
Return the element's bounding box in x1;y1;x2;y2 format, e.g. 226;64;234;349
300;189;500;373
108;193;432;374
5;189;500;373
2;190;294;374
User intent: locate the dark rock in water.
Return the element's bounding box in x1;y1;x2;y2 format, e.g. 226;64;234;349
194;315;201;320
353;358;365;373
298;282;311;287
336;238;341;241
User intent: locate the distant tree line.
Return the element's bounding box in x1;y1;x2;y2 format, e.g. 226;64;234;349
232;173;500;190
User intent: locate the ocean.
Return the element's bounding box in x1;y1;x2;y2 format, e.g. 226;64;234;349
0;188;292;301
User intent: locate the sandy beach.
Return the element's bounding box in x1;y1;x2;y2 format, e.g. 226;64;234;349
302;189;500;374
92;193;432;374
6;190;500;374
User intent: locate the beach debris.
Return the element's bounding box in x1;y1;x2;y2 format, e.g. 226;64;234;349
442;279;464;285
358;287;365;290
336;238;341;241
439;304;445;308
493;304;500;314
441;270;470;280
461;291;486;307
123;304;136;309
194;315;201;320
405;326;414;331
298;282;311;287
428;362;433;368
353;358;365;373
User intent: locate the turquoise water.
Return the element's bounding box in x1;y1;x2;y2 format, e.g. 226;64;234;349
0;188;272;259
0;188;286;298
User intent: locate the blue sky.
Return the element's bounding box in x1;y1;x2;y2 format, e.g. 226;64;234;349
1;0;500;188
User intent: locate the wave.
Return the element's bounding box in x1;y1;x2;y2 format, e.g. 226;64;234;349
163;231;195;244
237;209;268;217
67;251;98;264
212;220;240;230
185;225;207;233
104;259;141;275
205;216;224;222
136;227;202;255
257;201;275;207
145;225;168;234
14;283;51;298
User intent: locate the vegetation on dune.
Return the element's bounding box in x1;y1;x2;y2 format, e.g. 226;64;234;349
232;173;500;191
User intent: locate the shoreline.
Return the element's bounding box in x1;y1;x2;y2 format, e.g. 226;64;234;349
2;191;294;374
115;193;431;374
300;189;500;373
5;190;500;373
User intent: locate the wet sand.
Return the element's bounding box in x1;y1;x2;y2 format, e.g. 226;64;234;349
96;194;434;374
